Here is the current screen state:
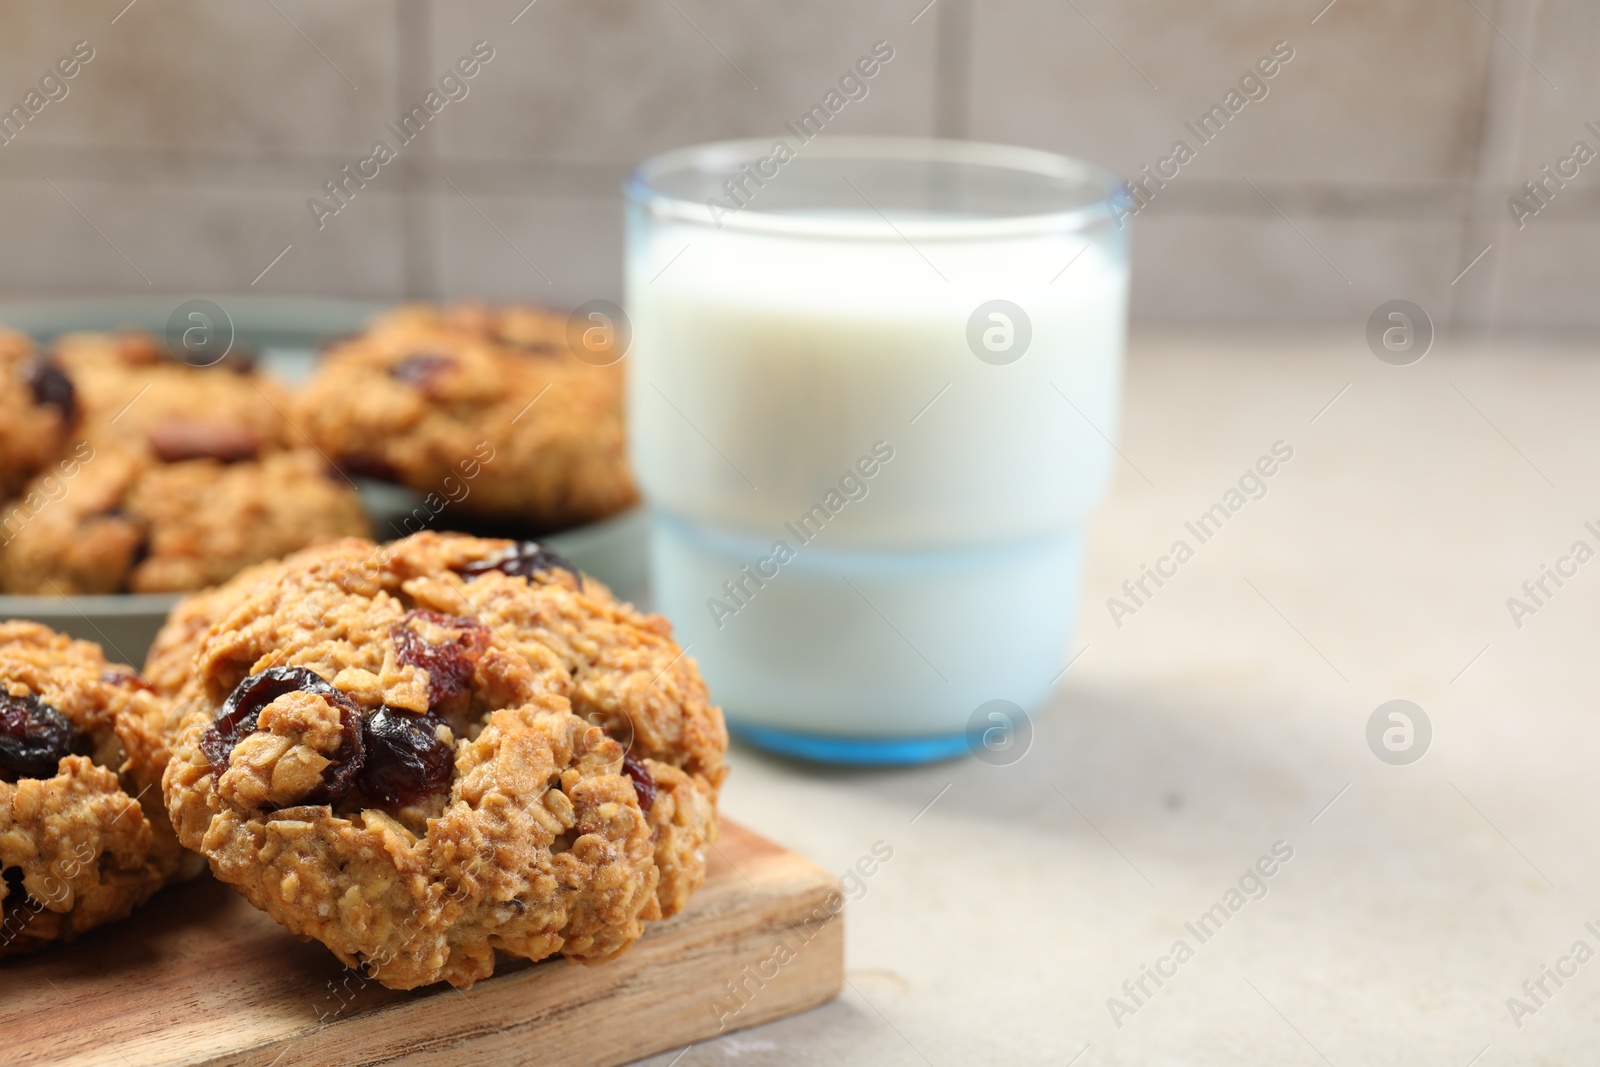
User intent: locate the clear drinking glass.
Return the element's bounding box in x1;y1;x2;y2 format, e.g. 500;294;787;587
625;137;1129;763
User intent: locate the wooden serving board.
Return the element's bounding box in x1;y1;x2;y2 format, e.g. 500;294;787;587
2;822;844;1066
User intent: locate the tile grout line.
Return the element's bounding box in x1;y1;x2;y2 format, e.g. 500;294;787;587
1450;0;1541;339
933;0;973;140
18;150;1600;218
398;0;440;300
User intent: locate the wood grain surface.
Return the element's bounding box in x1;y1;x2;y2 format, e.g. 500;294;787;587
1;821;844;1066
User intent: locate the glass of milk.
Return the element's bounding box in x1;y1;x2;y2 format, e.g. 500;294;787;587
625;137;1128;763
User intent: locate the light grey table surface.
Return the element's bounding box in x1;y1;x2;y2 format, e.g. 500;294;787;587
643;333;1600;1066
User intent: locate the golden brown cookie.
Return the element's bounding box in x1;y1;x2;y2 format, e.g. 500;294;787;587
0;621;197;957
0;442;370;595
0;327;76;500
151;532;727;920
160;536;673;989
51;329;292;456
435;537;727;918
293;303;638;532
1;329;371;595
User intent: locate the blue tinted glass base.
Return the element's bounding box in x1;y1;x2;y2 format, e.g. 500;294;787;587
731;721;970;766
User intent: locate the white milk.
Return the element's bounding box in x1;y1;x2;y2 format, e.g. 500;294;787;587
627;213;1127;743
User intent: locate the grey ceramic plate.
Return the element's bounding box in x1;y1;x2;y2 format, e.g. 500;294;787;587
0;296;648;666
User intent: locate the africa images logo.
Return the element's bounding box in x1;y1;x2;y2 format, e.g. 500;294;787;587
1106;841;1295;1028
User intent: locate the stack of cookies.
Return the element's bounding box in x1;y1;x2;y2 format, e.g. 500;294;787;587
0;303;694;987
2;533;727;989
0;302;640;598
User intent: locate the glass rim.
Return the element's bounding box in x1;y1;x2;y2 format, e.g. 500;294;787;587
625;136;1129;240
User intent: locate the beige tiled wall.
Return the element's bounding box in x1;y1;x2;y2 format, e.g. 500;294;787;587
0;0;1592;335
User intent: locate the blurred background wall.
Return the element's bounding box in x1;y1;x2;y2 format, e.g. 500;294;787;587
0;0;1592;336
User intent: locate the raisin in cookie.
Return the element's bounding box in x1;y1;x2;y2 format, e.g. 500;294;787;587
0;622;197;957
161;538;664;989
0;442;370;595
0;327;77;499
294;303;637;532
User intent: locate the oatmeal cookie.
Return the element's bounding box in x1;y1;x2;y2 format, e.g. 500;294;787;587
51;329;292;457
151;532;727;920
0;328;370;595
294;303;637;532
0;621;197;958
404;534;727;918
0;327;76;499
161;537;666;989
0;442;370;595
